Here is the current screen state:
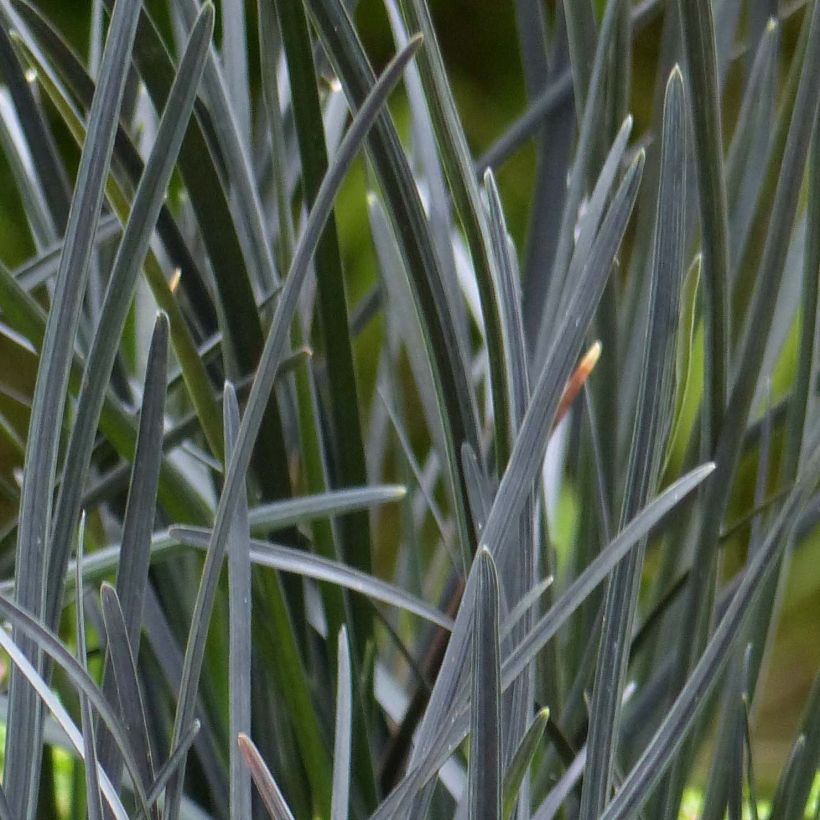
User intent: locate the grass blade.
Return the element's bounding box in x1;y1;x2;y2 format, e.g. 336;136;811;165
163;39;424;816
145;720;200;810
676;0;730;454
42;0;210;640
224;383;252;820
171;527;454;630
0;16;69;231
660;1;820;810
274;0;374;701
74;515;103;820
580;66;686;817
237;733;296;820
502;708;549;820
305;0;480;558
468;549;501;820
0;592;151;817
406;149;644;775
398;0;513;470
3;0;141;810
99;583;157;811
0;626;129;820
601;442;820;820
331;628;353;820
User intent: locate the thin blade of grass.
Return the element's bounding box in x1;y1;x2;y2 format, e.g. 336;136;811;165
305;0;480;559
44;0;208;635
224;383;252;820
237;733;296;820
398;0;513;471
171;527;453;630
0;592;151;817
274;2;375;727
406;149;644;775
502;708;549;820
172;0;278;293
600;442;820;820
163;39;422;818
726;19;779;270
98;583;157;811
14;214;120;291
580;66;686;817
3;0;141;810
659;2;820;810
0;626;130;820
0;16;69;230
74;515;103;820
676;0;730;456
331;627;353;820
468;549;502;820
145;720;200;809
769;674;820;820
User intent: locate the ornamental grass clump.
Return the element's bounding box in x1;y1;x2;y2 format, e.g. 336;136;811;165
0;0;817;817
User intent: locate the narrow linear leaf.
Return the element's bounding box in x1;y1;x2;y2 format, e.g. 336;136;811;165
171;527;453;630
0;593;151;817
98;583;157;811
331;628;353;820
468;550;501;820
600;443;820;820
74;515;103;820
580;66;686;818
237;733;296;820
224;383;252;820
163;40;424;818
4;0;141;810
502;708;549;820
0;626;129;820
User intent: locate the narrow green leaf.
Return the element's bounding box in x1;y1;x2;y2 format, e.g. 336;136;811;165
274;0;374;700
162;36;422;819
171;527;453;630
45;0;211;636
534;0;627;362
98;583;157;811
502;708;549;820
331;628;353;820
399;0;513;470
676;0;730;455
224;383;252;820
0;626;130;820
305;0;480;560
770;674;820;820
0;16;70;231
468;549;502;820
237;733;296;820
661;2;820;810
145;720;200;810
173;0;278;293
600;443;820;820
74;515;103;820
580;66;686;818
14;214;120;291
4;0;141;810
0;592;152;818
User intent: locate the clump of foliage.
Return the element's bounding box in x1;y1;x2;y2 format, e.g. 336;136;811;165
0;0;817;818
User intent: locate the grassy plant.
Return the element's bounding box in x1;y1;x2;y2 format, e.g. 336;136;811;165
0;0;817;818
